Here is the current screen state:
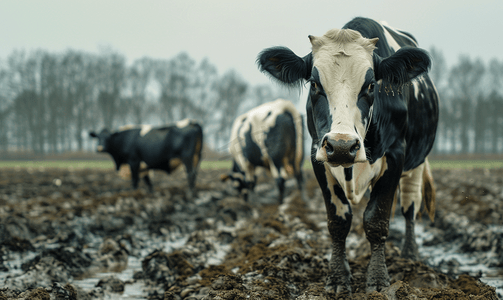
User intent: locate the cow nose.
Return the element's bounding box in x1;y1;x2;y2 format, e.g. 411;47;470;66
323;137;360;164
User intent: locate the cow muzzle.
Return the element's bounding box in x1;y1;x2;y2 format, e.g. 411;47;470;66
319;134;363;166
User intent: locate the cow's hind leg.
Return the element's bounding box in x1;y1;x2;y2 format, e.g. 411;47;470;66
143;175;153;193
399;164;422;260
399;159;436;260
295;170;303;192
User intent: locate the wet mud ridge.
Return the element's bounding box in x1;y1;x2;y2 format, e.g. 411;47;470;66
0;167;501;299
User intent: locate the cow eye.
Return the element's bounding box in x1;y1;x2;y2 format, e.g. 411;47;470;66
311;81;318;90
368;83;375;92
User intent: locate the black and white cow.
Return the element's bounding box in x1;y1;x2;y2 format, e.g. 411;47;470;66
222;99;304;203
257;17;438;293
89;119;203;195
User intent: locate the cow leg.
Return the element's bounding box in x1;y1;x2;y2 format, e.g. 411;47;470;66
242;164;256;201
295;170;303;192
129;162;140;190
182;158;197;198
399;163;425;260
326;185;353;294
364;153;404;293
312;158;352;294
268;157;287;203
275;177;285;203
143;175;154;193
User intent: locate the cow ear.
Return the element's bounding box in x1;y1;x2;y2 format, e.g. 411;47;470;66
374;47;431;86
89;132;97;138
257;46;312;87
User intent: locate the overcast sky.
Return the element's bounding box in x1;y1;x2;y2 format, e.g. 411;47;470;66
1;0;501;86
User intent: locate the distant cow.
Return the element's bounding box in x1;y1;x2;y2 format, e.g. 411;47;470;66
257;17;438;293
89;119;203;195
223;99;304;203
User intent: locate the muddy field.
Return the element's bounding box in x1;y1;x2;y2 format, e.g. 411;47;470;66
0;165;501;299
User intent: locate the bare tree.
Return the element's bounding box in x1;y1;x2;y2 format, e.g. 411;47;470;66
487;58;503;152
193;58;218;122
0;68;11;151
448;56;485;153
95;50;126;129
128;57;153;124
215;69;248;148
155;52;195;123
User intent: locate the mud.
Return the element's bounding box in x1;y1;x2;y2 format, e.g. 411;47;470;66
0;166;501;299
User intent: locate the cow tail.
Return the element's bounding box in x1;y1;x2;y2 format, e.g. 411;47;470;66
193;124;203;169
422;158;436;222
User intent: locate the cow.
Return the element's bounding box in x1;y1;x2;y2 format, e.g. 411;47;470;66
222;99;304;203
89;119;203;196
257;17;439;294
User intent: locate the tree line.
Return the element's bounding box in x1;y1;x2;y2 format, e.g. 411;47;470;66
0;47;501;156
0;48;296;154
429;48;503;155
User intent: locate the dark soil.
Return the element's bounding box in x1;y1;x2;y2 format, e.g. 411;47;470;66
0;166;501;299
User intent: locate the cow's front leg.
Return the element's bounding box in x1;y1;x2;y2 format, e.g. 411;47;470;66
326;186;353;294
275;177;285;203
364;154;403;292
129;162;141;190
182;157;197;198
313;163;352;294
242;164;256;201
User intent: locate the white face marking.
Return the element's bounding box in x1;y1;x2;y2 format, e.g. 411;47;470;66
310;29;376;166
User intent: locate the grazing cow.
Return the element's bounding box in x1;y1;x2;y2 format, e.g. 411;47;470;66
257;17;438;294
89;119;203;195
222;99;304;203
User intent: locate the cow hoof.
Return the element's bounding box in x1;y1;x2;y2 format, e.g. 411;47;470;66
401;248;419;261
366;274;390;293
366;281;390;293
325;276;351;295
401;240;420;261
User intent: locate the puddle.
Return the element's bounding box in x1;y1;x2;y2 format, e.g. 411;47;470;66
390;216;503;297
73;256;145;299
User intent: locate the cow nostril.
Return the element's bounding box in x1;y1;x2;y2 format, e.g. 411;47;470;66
324;138;334;155
349;140;360;155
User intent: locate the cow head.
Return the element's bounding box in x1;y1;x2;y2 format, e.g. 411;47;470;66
220;172;247;192
221;161;256;196
258;28;430;167
89;129;112;153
